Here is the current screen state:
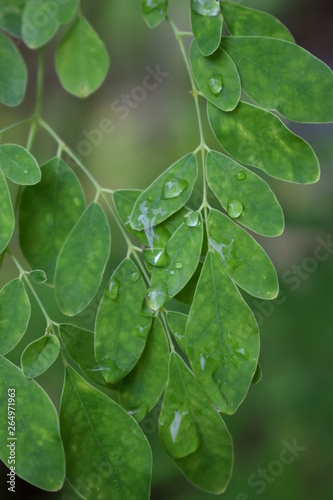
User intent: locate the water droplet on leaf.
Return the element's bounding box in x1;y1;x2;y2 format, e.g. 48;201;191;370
130;271;140;283
175;262;183;269
142;0;161;14
235;171;246;180
105;277;120;301
162;177;188;199
208;75;223;96
147;282;168;311
24;169;29;174
143;248;170;268
184;211;199;227
169;269;175;275
191;0;220;17
227;199;243;219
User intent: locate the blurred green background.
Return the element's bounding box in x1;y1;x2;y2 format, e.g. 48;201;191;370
0;0;332;498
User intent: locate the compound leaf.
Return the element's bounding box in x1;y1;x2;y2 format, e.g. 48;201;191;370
208;101;320;184
19;157;85;284
0;279;30;355
60;366;152;500
21;334;60;378
190;40;241;111
55;16;109;98
167;311;187;353
95;258;152;384
221;36;333;123
159;352;233;493
142;0;168;29
130;153;198;230
0;171;14;252
208;209;278;299
0;144;40;185
0;356;65;491
221;1;294;42
55;202;111;316
119;318;169;422
186;251;259;414
0;30;27;106
207;151;284;237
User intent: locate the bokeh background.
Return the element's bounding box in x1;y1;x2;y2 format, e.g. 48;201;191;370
0;0;332;499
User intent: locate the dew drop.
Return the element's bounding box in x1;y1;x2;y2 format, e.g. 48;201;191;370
235;171;246;181
227;199;243;219
143;248;170;268
169;269;175;275
24;169;29;174
208;75;223;96
130;271;140;283
175;262;183;269
142;0;160;14
135;322;150;339
162;177;188;199
184;211;199;227
105;277;120;301
191;0;220;17
147;282;168;311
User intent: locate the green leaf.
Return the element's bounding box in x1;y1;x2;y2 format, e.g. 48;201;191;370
186;251;259;414
19;157;85;284
174;262;203;305
167;311;187;353
149;212;203;306
208;209;278;299
95;259;152;384
0;279;30;355
57;0;78;24
252;363;262;385
130;153;198;230
60;366;152;500
142;0;168;29
159;352;233;493
208;101;320;184
21;334;60;378
221;1;294;42
0;30;27;106
0;171;14;252
55;202;111;316
29;269;47;284
119;318;169;422
0;144;40;185
207;151;284;237
55;16;109;98
191;0;220;17
190;40;240;111
221;36;333;123
0;356;65;490
0;0;25;37
22;0;59;48
59;323;108;386
191;10;223;57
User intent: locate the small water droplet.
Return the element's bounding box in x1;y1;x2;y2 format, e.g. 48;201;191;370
208;75;223;96
235;171;246;180
227;199;243;219
143;248;170;268
175;262;183;269
24;169;29;174
191;0;220;17
105;277;120;301
184;211;199;227
147;282;168;311
130;271;140;283
135;322;151;339
162;177;188;199
142;0;161;14
169;269;175;275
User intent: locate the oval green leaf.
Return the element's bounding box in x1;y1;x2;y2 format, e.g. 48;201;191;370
0;171;14;252
55;202;111;316
207;151;284;236
55;16;109;98
159;352;233;493
119;318;169;422
186;251;259;414
0;279;30;355
130;153;198;231
208;101;320;184
208;209;279;299
190;40;241;111
0;356;65;490
221;1;294;42
57;0;78;24
191;9;223;57
221;36;333;123
21;334;60;378
59;323;108;386
95;258;152;384
142;0;168;29
29;269;47;284
167;311;187;353
149;212;203;306
19;157;85;284
22;0;59;48
60;366;152;500
0;30;27;106
0;144;40;185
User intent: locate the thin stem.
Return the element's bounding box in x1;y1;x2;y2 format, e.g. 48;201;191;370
159;310;175;352
0;118;33;138
26;47;45;152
